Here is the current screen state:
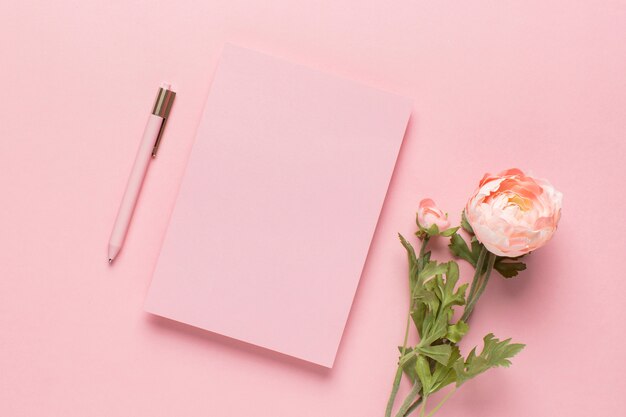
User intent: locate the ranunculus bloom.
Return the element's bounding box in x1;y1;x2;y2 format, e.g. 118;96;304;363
417;198;450;231
465;169;562;257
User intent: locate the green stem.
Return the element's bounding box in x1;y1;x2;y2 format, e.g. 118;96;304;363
461;251;496;322
466;246;487;302
419;396;428;417
417;237;429;269
385;237;429;417
385;368;404;417
398;350;419;368
395;383;422;417
388;295;415;413
402;397;423;417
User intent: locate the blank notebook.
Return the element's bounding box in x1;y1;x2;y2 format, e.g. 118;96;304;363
145;44;412;367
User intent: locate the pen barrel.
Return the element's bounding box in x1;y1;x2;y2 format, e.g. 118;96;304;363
109;115;164;255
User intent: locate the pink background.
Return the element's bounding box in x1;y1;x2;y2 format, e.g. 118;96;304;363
1;1;625;416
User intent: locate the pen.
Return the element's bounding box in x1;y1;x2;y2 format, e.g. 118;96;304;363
108;83;176;263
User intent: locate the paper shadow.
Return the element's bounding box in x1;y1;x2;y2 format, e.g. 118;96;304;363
144;313;332;378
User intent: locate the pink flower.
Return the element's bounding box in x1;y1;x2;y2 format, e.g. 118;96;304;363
417;199;451;231
465;168;562;257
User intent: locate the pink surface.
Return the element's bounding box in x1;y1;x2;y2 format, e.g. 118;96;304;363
1;1;625;416
145;44;411;367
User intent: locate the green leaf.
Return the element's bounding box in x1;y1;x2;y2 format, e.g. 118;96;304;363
417;345;464;396
411;303;427;337
450;234;490;276
447;283;468;310
431;367;458;395
448;233;476;267
397;346;418;383
440;226;460;237
494;258;527;278
426;224;440;236
447;344;463;366
446;321;469;343
417;344;453;366
445;262;466;306
415;355;433;395
398;234;419;289
398;233;417;269
419;261;449;284
470;238;483;260
446;261;460;285
461;211;474;234
430;346;462;393
413;286;440;314
432;262;468;312
419;313;449;346
454;333;526;386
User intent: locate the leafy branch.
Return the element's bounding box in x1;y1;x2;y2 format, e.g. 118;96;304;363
385;229;525;417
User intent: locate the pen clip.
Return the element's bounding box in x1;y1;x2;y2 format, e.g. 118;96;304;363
151;86;176;157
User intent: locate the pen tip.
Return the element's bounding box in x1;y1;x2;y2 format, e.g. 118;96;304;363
108;258;112;264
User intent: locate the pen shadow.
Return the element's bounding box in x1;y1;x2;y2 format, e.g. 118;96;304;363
144;313;332;379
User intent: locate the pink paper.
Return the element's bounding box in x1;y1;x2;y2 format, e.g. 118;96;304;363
144;44;411;367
